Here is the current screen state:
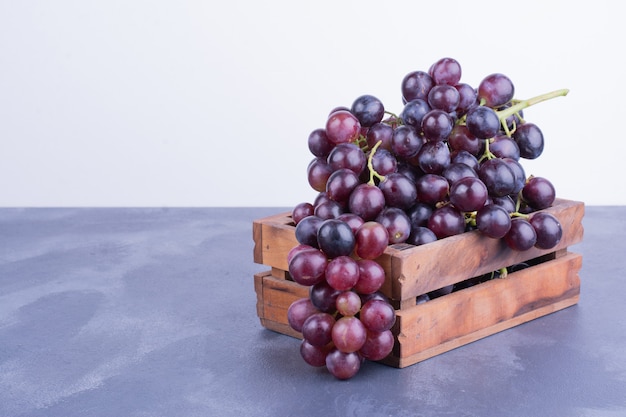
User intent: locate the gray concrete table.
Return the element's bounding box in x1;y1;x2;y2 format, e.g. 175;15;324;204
1;207;624;417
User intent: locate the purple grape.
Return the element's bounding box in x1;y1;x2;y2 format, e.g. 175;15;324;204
351;94;385;127
376;207;411;244
513;123;544;159
428;205;465;239
327;143;366;175
478;73;515;107
308;128;335;158
466;105;500;139
316;218;355;258
476;204;512;239
522;176;556;210
429;57;462;85
478;158;516;197
378;172;418;209
348;183;385;221
401;70;434;102
421;109;454;142
529;212;563;249
416;140;451;174
449;177;488;212
504;218;537;250
427;84;460;112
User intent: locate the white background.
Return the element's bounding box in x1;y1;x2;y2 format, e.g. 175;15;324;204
0;0;623;207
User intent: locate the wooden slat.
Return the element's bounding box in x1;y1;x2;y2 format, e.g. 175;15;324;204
384;251;582;368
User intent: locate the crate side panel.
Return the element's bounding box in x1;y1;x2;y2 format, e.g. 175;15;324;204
391;199;584;300
392;252;582;365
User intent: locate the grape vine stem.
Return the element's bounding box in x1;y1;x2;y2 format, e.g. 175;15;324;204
496;89;569;136
367;140;386;185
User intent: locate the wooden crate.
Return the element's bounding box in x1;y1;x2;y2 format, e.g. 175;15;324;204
252;198;584;368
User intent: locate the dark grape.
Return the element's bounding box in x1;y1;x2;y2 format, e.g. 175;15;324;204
376;207;412;244
504;218;537;250
317;218;355;258
391;125;424;159
300;339;331;367
401;70;434;102
354;259;386;294
415;173;449;205
428;84;460;112
466;106;500;139
307;157;333;192
378;172;418;209
308;128;335;158
513;123;544;159
448;124;481;156
489;135;520;160
428;205;465;239
292;202;314;225
370;147;398;176
503;157;526;194
327;143;366;175
416;140;451;174
406;202;433;228
348;183;385;221
309;280;341;313
478;158;516;197
450;149;479;171
455;82;478;115
421;109;454;142
478;73;515;107
337;212;365;234
295;215;323;247
429;57;462;85
442;162;478;185
351;94;385;127
522;176;556;210
449;177;488;212
360;299;396;332
359;329;394;361
400;99;431;131
366;122;394;151
406;226;438;246
302;312;335;346
313;199;343;220
529;212;563;249
326;168;360;203
476;204;512;239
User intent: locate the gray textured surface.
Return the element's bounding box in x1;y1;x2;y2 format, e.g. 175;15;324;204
0;206;624;417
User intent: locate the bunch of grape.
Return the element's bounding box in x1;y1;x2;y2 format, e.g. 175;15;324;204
286;57;568;379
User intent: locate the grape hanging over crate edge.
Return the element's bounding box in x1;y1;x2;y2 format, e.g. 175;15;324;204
288;56;569;380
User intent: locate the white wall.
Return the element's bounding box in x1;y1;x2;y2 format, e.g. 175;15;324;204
0;0;623;207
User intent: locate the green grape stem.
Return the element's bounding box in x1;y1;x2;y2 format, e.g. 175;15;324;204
367;140;386;185
496;88;569;136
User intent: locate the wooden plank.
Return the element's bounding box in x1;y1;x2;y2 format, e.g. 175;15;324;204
387;198;584;300
253;212;296;271
387;251;582;368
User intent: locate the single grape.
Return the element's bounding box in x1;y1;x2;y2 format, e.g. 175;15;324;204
360;299;396;332
351;94;385;127
455;82;478;116
376;207;412;244
503;157;526;194
332;316;367;353
489;135;520;160
354;259;386;294
401;70;434;102
428;205;465;239
451;149;479;171
475;204;512;239
287;243;316;264
327;143;366;175
308;128;335;158
406;226;438;246
307;157;333;192
325;256;360;291
325;110;361;144
335;291;362;317
442;162;478;185
449;176;488;212
287;297;320;333
416;140;451;174
421;109;454;142
300;339;331;367
504;218;537;251
325;168;360;203
478;73;515;107
313;199;343;220
400;98;431;131
348;183;386;221
317;218;356;258
406;202;434;228
529;211;563;249
448;124;481;156
415;173;449;206
465;106;500;139
428;84;460;112
429;57;462;85
366;122;394;151
489;195;517;213
522;176;556;210
325;348;361;380
478;158;516;197
391;125;424;159
302;312;335;346
309;280;341;314
378;172;418;210
513;123;544;159
295;215;323;248
288;248;328;286
370;147;398;176
354;221;389;260
359;329;394;361
292;202;314;225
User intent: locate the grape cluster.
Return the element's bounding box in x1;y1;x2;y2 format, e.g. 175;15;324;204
287;57;568;379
